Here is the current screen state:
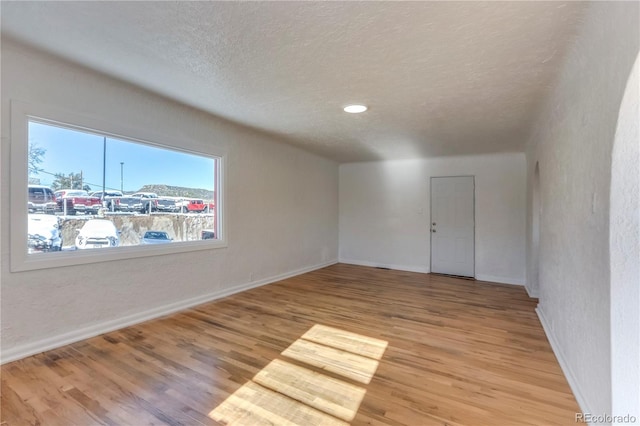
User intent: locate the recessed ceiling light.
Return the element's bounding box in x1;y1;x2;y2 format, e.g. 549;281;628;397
343;104;368;113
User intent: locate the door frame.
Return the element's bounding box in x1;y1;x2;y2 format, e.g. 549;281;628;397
429;175;476;278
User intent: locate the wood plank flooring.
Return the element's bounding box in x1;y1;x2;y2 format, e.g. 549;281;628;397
1;264;580;425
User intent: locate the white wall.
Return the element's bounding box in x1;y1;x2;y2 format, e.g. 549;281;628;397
339;153;526;285
525;1;639;418
610;55;639;423
0;39;339;362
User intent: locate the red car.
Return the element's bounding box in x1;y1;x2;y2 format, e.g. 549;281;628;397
180;199;214;213
55;189;102;215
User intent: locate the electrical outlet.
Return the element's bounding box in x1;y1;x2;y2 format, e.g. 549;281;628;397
249;272;254;282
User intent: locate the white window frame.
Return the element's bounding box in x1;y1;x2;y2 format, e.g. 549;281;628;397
10;100;227;272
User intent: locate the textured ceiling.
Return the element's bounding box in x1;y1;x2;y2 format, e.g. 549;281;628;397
1;1;586;162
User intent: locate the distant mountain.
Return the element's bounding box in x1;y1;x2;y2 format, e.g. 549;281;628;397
136;184;214;200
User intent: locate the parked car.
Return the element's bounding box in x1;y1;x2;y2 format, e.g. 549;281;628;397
53;189;73;199
28;185;57;214
118;192;158;213
201;229;216;240
55;190;102;215
90;190;123;198
156;197;181;213
90;190;123;211
27;214;62;253
141;231;173;244
178;199;212;213
75;219;119;249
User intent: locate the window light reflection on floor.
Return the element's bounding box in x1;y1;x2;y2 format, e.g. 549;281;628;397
208;324;388;425
301;324;388;361
281;339;379;385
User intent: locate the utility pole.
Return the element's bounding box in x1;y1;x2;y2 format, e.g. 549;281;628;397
102;137;106;196
120;162;124;193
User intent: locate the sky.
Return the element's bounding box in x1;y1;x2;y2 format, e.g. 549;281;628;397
28;121;215;193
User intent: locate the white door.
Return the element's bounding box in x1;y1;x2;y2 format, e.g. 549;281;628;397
430;176;475;277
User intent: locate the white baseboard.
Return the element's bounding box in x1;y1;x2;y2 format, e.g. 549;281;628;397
339;258;430;274
0;259;338;365
536;306;591;421
475;274;525;286
339;261;526;287
524;284;539;298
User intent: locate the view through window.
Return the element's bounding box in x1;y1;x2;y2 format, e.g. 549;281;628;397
27;120;219;254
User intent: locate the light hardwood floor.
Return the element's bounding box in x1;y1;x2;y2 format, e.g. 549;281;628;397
1;264;579;425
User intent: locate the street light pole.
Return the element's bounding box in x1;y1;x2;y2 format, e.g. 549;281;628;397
120;162;124;193
102;137;106;196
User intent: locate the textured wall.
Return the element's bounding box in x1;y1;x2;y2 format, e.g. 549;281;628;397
339;153;526;285
525;1;639;417
610;55;639;421
0;40;339;360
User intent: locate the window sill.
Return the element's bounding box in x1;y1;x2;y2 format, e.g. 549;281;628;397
12;238;228;272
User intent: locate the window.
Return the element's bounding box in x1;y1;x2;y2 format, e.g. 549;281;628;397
11;101;226;272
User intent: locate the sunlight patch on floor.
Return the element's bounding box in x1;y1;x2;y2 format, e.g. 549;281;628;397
301;324;388;360
282;339;379;385
254;359;366;421
208;324;388;425
208;381;348;426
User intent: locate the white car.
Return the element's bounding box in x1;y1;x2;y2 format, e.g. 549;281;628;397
75;219;120;249
28;214;62;253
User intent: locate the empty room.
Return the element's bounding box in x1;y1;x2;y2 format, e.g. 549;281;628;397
1;1;638;425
